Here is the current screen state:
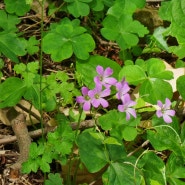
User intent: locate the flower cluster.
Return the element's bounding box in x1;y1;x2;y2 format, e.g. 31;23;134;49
76;65;136;120
76;65;175;123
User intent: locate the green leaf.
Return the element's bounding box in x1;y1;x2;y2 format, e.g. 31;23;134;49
106;143;127;161
139;78;173;104
24;85;40;110
147;125;182;156
22;158;39;173
27;61;39;73
47;122;75;155
25;0;33;4
26;36;39;55
171;0;185;28
40;158;50;173
65;0;92;17
146;58;173;80
135;59;146;70
159;1;172;21
45;173;63;185
59;82;76;105
120;126;138;141
68;108;86;122
0;10;20;31
28;142;42;158
102;162;142;185
101;15;148;50
5;0;30;16
72;34;95;59
176;75;185;100
104;137;121;145
98;111;140;142
98;110;125;130
42;97;57;112
53;139;73;155
132;0;145;9
0;32;26;63
76;55;121;89
169;44;185;59
180;122;185;143
14;63;26;74
0;77;26;108
107;0;145;16
175;59;185;68
90;0;105;11
110;123;139;141
139;152;166;185
98;110;140;131
77;131;108;173
166;153;185;182
152;27;169;52
54;71;68;82
158;0;185;59
0;59;4;69
119;65;146;86
43;18;95;61
168;178;185;185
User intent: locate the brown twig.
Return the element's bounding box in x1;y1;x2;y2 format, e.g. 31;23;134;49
0;119;95;145
0;127;54;145
127;140;150;157
10;113;31;170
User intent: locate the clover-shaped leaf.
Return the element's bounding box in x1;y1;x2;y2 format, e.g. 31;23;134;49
101;0;148;50
64;0;92;17
42;18;95;62
101;14;148;50
107;0;145;17
5;0;30;16
90;0;114;11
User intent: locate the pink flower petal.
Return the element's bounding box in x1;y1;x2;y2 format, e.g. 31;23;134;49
83;102;91;111
156;110;163;118
96;65;103;75
127;108;137;118
100;88;111;97
164;98;171;109
91;99;100;108
165;110;175;116
118;105;124;112
94;76;101;84
157;100;163;108
76;96;85;103
104;77;117;85
99;98;109;108
126;112;131;120
163;114;172;123
104;67;113;77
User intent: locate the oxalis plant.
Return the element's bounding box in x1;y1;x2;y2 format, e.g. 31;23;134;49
0;0;185;184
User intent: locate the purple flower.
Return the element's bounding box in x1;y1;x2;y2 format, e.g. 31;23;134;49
76;87;92;111
88;84;110;108
94;65;117;88
156;98;175;123
116;78;130;100
118;94;136;120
